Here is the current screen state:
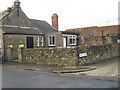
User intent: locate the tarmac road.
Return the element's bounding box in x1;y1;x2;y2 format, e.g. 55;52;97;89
2;67;119;88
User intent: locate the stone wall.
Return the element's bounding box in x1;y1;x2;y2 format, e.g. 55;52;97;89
21;47;78;66
21;43;119;66
79;36;118;46
78;44;119;65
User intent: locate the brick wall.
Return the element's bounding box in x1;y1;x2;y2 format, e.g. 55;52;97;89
51;13;58;30
66;25;119;36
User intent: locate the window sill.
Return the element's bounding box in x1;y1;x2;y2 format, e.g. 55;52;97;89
69;44;76;46
49;45;56;47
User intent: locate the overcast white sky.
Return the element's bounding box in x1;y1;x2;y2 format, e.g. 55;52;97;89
0;0;119;31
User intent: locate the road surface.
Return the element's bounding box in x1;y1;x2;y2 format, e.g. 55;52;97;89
2;67;119;88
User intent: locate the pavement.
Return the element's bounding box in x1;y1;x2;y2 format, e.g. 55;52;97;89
2;57;119;82
2;61;96;73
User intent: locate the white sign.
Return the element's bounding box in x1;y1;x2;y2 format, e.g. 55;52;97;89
117;39;120;43
79;53;88;57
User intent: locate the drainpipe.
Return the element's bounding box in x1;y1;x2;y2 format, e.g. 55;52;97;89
102;30;104;37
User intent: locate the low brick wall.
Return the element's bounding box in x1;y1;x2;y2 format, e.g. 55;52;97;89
20;44;119;66
21;47;78;66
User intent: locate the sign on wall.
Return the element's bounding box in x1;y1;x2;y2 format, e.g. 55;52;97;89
79;53;88;57
117;39;120;43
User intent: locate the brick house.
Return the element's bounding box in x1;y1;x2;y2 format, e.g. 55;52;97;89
0;0;78;61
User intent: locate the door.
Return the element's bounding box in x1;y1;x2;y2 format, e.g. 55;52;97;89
63;37;67;47
26;37;34;48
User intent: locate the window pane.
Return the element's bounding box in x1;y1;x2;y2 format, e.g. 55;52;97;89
70;39;73;44
52;36;55;45
49;36;52;45
69;36;76;45
73;39;75;44
41;37;44;46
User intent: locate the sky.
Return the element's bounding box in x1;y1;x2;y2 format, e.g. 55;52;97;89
0;0;119;31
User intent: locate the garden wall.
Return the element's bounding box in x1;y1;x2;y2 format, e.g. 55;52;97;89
78;44;119;65
20;44;119;66
21;47;78;66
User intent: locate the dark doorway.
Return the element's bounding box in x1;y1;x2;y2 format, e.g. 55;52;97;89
26;37;34;48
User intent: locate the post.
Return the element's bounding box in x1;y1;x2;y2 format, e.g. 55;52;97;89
6;48;12;61
18;48;22;63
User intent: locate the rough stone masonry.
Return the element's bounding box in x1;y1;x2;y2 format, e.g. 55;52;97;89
21;47;78;66
20;43;119;66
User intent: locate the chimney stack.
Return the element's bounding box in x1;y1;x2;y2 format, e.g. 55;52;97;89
51;13;58;31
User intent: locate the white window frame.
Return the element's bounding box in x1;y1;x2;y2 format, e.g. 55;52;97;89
48;36;56;46
37;36;44;47
36;37;40;47
69;35;77;45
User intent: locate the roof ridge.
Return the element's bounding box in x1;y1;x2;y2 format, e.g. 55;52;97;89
30;19;45;22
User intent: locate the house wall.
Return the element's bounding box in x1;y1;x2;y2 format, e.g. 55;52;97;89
62;34;77;47
45;32;78;48
45;32;63;48
3;34;43;60
2;7;33;27
0;27;3;49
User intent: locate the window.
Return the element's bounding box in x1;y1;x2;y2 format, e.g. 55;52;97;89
41;37;44;46
69;36;76;45
48;36;55;46
37;37;44;47
26;37;34;48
